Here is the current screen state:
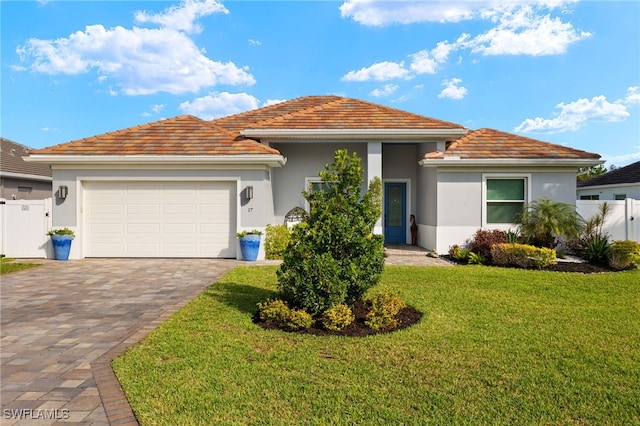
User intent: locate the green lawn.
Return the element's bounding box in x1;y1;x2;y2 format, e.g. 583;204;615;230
113;266;640;425
0;258;42;274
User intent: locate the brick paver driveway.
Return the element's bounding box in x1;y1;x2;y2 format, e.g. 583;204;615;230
1;259;237;425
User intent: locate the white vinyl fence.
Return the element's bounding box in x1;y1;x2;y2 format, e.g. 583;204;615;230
576;198;639;243
0;198;52;258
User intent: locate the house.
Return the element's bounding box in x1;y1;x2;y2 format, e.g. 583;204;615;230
1;138;52;200
26;96;601;259
577;161;640;201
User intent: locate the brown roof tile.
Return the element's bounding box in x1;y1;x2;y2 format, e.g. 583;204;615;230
1;138;53;177
216;96;465;131
425;128;601;160
30;115;280;156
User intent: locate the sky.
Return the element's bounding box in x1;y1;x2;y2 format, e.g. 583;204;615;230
1;0;639;168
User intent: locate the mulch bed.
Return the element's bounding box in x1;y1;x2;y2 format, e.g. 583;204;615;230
253;299;423;337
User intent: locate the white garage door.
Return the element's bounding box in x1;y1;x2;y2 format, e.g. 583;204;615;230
84;181;236;258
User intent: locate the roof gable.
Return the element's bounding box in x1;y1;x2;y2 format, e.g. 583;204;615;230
30;115;280;156
1;138;52;177
215;96;465;131
424;128;601;161
578;161;640;187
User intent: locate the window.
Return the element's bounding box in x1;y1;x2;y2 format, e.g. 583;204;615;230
614;194;626;200
580;195;599;200
305;177;330;194
485;178;526;224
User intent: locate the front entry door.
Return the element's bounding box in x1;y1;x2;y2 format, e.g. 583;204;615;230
384;182;406;243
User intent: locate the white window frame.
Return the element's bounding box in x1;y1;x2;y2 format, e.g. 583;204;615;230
304;176;324;212
482;174;531;227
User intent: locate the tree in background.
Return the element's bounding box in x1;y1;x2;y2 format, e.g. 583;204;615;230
577;164;608;182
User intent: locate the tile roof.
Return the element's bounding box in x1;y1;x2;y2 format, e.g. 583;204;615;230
30;115;280;156
215;96;465;131
577;161;640;187
424;128;601;160
1;138;52;177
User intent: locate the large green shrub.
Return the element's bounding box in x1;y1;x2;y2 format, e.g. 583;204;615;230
517;198;584;249
491;243;557;269
277;150;384;316
264;224;291;260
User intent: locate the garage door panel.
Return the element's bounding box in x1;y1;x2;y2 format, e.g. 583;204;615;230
85;181;236;258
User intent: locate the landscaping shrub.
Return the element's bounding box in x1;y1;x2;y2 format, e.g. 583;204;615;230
448;244;470;264
491;243;557;269
257;299;291;324
517;198;584;249
467;252;487;265
365;292;407;331
468;229;508;262
257;299;313;330
579;203;611;266
287;309;314;331
264;224;290;260
609;240;640;270
277;150;384;315
322;304;355;331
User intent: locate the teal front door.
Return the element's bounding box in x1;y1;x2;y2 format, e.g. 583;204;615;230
384;182;406;243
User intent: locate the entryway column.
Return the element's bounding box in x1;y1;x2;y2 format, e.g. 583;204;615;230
367;142;383;235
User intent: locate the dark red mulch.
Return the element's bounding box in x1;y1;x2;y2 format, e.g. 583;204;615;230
253;299;423;337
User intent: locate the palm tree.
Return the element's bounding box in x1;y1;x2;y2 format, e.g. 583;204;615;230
517;198;584;249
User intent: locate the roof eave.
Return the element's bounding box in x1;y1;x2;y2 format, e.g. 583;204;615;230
25;154;287;167
0;170;53;181
240;128;469;141
419;157;604;167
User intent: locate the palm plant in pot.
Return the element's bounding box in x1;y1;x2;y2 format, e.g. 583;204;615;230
237;230;263;261
47;227;75;260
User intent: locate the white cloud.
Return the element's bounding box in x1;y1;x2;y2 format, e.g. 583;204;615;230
341;61;410;82
151;104;166;113
438;78;467;100
515;90;636;133
340;0;579;26
262;99;286;107
134;0;228;34
16;1;253;96
339;0;487;26
623;86;640;106
248;39;262;46
463;6;591;56
341;2;588;84
602;147;640;168
370;84;399;97
179;91;260;120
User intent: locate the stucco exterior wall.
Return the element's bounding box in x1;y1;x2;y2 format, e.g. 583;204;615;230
270;142;368;223
577;184;640;201
1;177;52;200
429;167;580;254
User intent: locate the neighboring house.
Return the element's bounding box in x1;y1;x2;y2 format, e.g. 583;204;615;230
27;96;601;259
1;138;52;200
577;161;640;200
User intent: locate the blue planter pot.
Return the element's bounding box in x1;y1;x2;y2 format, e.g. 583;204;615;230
51;234;74;260
239;234;261;261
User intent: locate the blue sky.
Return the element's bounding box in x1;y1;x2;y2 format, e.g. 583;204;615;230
2;0;639;167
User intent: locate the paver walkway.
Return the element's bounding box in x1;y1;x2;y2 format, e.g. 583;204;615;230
1;259;237;425
1;248;450;425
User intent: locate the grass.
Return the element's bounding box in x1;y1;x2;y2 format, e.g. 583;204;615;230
112;266;640;425
0;258;42;274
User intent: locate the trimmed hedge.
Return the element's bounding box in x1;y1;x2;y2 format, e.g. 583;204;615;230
491;243;557;269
